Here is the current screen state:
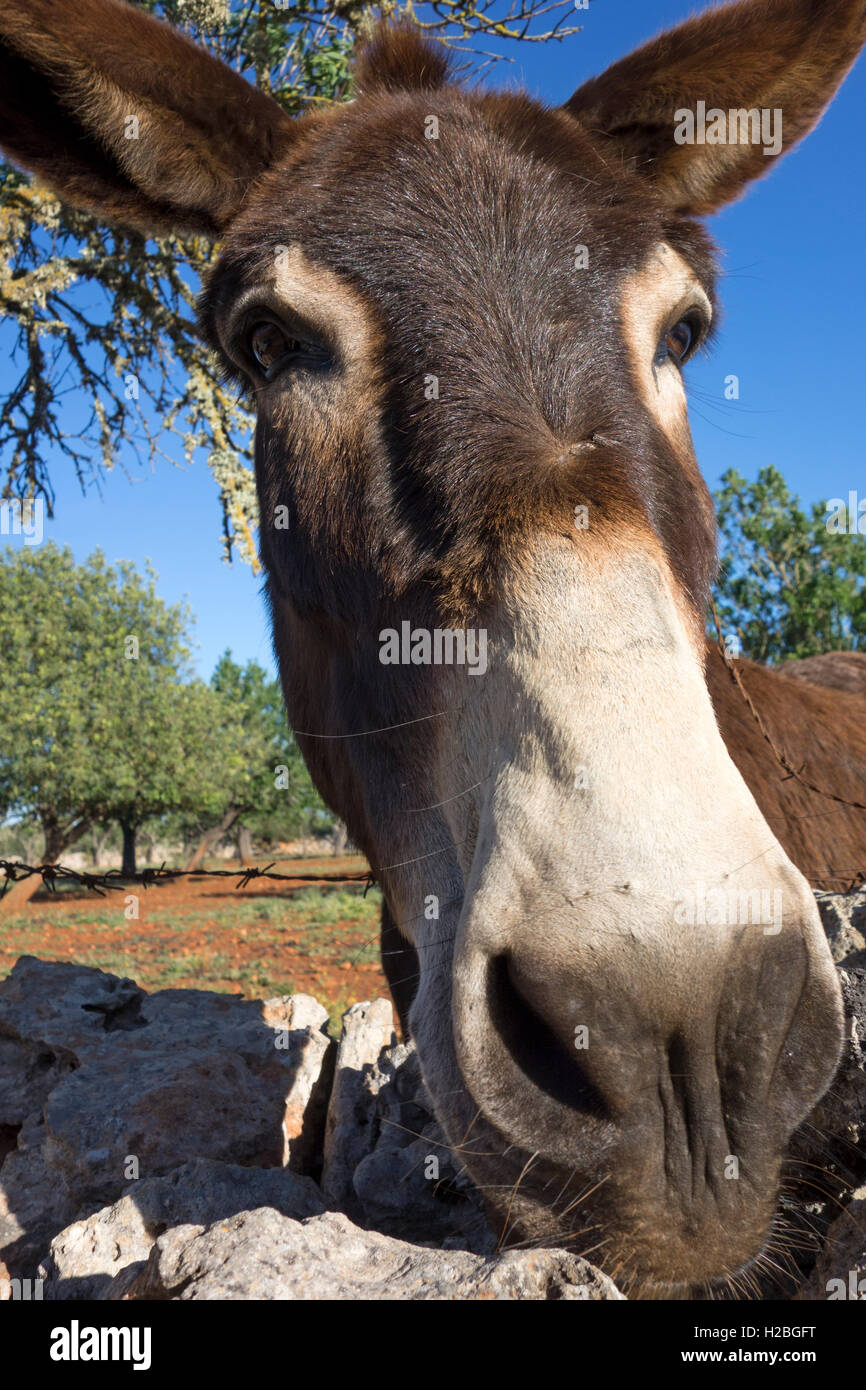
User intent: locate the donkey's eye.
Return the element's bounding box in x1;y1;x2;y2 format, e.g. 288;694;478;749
249;321;301;373
654;315;701;368
239;317;330;381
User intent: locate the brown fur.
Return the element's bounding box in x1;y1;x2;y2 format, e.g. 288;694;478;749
707;645;866;890
566;0;866;213
0;0;294;234
353;20;452;96
781;648;866;696
201;86;721;622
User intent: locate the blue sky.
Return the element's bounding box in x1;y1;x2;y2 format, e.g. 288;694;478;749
3;0;864;677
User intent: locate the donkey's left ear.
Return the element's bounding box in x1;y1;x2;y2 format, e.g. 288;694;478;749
564;0;866;215
0;0;296;236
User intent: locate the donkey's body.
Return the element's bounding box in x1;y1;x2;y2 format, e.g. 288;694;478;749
709;646;866;892
2;0;865;1296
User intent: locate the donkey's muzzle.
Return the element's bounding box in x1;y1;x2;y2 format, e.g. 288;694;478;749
453;885;843;1289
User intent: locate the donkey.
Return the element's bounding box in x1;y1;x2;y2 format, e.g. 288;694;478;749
2;0;865;1296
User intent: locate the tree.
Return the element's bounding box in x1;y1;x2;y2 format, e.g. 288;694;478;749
0;0;582;565
183;652;331;868
88;821;121;869
98;678;253;874
712;466;866;663
0;543;193;904
0;813;43;866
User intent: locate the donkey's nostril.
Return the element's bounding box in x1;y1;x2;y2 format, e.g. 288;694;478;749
486;956;607;1118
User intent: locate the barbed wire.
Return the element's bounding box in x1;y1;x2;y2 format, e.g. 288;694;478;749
709;599;866;814
0;859;376;899
7;622;866;910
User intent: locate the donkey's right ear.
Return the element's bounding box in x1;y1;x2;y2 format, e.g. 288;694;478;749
0;0;296;236
564;0;866;215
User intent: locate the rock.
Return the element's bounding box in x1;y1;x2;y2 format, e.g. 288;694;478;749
43;1049;289;1208
321;998;396;1211
816;890;866;967
319;1007;491;1249
263;994;334;1172
113;1208;624;1301
0;958;335;1277
797;968;866;1173
0;1036;76;1133
0;1114;84;1276
4;935;862;1300
39;1196;152;1303
0;956;145;1060
39;1158;324;1300
40;992;334;1208
834;968;866;1150
795;1186;866;1300
348;1044;495;1252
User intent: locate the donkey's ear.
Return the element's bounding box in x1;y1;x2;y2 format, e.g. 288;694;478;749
0;0;295;236
564;0;866;215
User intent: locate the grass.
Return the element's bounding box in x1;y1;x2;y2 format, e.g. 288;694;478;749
0;884;386;1036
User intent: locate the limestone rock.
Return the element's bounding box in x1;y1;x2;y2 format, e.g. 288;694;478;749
795;1186;866;1300
797;968;866;1170
348;1044;495;1252
39;1158;324;1300
0;958;334;1278
0;1035;76;1133
816;890;866;967
321;998;396;1211
0;1114;84;1276
1;921;863;1302
114;1208;624;1301
39;990;333;1209
263;994;334;1171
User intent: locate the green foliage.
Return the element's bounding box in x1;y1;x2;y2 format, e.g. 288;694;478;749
0;542;197;854
0;546;334;860
0;814;43;863
0;0;582;565
97;679;255;838
209;651;333;842
712;466;866;663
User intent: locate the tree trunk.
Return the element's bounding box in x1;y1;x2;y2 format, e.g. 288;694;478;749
0;872;46;914
90;827;110;869
120;821;137;877
331;821;348;856
0;817;88;915
185;806;240;872
21;829;43;864
236;824;253;865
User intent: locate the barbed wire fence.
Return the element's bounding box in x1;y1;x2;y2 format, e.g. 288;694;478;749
0;859;376;899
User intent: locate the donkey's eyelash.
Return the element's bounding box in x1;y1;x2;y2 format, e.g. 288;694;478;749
662;296;712;341
209;346;251;394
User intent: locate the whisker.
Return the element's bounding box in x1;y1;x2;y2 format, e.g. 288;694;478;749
294;708;462;739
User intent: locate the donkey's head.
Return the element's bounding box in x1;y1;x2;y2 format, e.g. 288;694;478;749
3;0;863;1294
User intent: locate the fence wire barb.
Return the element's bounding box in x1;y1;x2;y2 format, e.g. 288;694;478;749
709;599;866;814
0;859;377;900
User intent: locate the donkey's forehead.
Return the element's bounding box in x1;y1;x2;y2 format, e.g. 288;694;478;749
204;88;717;321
